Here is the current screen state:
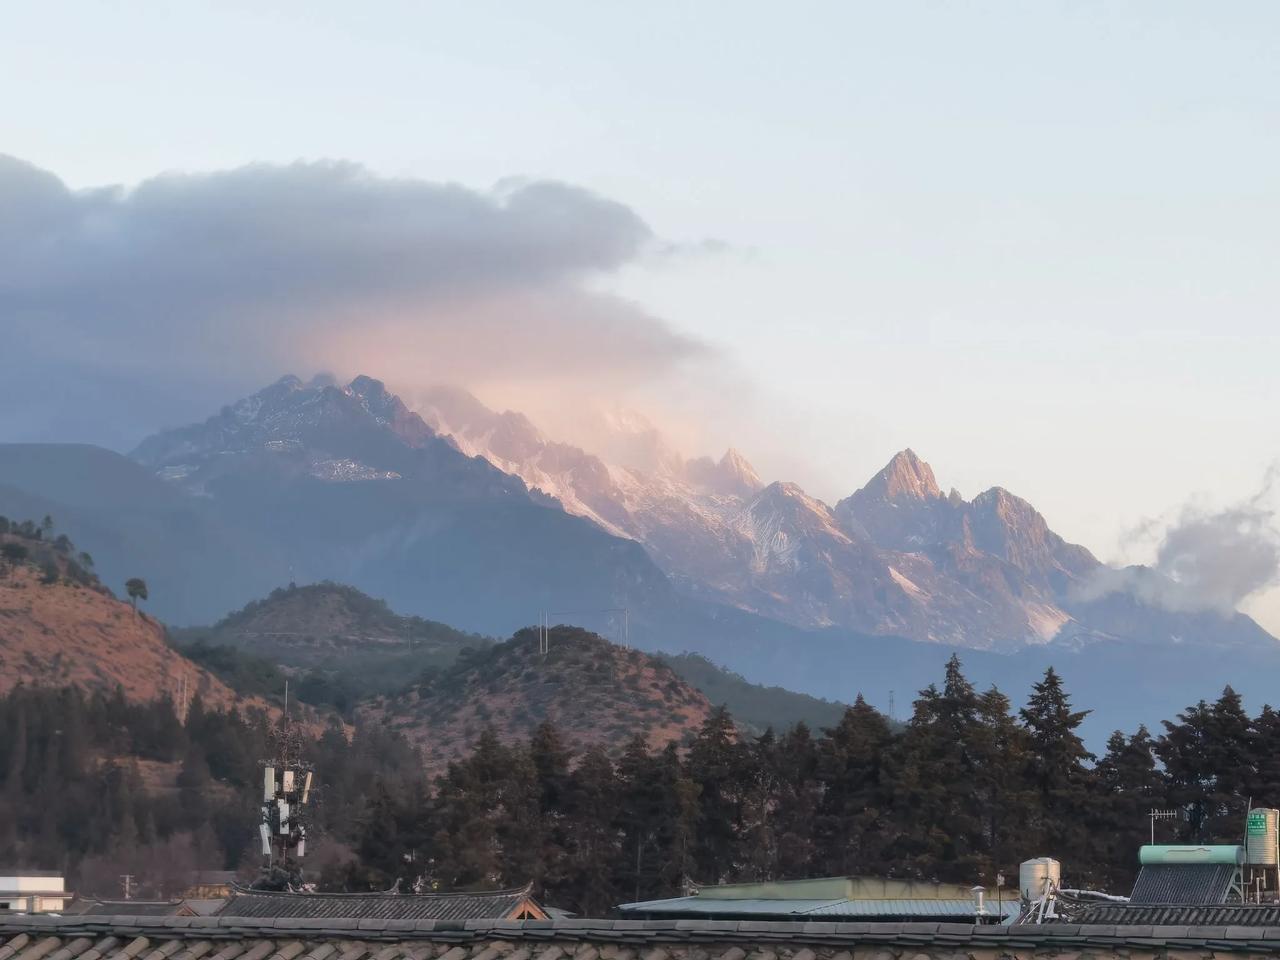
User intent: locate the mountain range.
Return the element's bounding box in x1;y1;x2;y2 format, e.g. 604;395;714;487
1;372;1276;743
416;381;1270;652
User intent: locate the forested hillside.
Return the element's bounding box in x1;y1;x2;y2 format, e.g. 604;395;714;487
366;626;716;771
0;685;418;899
337;658;1280;914
175;582;846;737
173;582;489;715
3;655;1276;916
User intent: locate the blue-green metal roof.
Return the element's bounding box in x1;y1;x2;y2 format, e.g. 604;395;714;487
616;896;1019;921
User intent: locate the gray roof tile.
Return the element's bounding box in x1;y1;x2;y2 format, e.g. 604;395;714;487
218;891;537;925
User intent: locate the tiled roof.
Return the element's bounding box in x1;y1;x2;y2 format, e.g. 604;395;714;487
216;885;541;921
72;902;191;918
5;914;1280;955
1129;864;1238;905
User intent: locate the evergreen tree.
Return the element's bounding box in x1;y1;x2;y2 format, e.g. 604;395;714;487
972;686;1035;881
1158;687;1254;841
686;706;743;883
815;695;894;876
560;745;621;914
771;723;822;879
1020;667;1094;857
887;656;989;880
1094;725;1164;887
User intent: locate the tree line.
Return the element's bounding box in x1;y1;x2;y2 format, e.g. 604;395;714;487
0;656;1275;913
1;513;147;611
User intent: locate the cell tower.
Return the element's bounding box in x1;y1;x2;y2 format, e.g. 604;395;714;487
256;686;314;889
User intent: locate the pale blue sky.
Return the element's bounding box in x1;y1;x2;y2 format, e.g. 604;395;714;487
4;2;1280;627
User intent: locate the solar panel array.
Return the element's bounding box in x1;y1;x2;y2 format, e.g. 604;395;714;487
1129;863;1238;904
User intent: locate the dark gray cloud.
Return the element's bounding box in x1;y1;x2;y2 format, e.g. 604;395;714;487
0;155;706;447
1077;470;1280;614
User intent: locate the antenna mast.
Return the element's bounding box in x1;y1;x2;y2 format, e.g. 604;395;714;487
257;688;314;889
1150;807;1180;844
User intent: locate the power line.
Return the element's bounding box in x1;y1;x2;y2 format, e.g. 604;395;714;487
539;607;630;651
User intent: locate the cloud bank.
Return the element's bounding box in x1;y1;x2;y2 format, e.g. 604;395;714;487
0;155;707;447
1078;470;1280;614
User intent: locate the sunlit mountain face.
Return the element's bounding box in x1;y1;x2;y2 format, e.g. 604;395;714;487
381;378;1276;654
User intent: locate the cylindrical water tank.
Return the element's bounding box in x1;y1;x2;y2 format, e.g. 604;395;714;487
1019;857;1061;900
1138;844;1244;865
1246;808;1280;865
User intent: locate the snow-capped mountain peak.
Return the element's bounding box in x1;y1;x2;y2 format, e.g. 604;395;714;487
860;448;943;501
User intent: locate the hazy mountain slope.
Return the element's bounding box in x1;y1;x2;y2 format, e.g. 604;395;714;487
656;652;849;735
0;378;680;631
0;444;292;624
207;581;485;655
0;537;240;707
364;626;716;772
172;582;490;706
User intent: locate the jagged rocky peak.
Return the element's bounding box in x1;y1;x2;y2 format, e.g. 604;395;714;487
833;449;951;551
347;374;403;421
968;486;1099;580
720;447;763;492
344;375;435;447
686;446;764;498
750;480;837;522
346;373;391;405
414;385;547;463
864;448;943;501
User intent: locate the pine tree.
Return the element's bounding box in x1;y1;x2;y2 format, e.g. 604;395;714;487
1094;725;1164;887
887;656;989;880
1158;698;1220;841
1020;667;1094;857
771;723;822;879
686;706;743;884
815;695;894;876
561;745;621;915
971;686;1034;882
528;722;572;892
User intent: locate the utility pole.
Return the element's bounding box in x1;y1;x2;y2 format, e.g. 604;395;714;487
120;874;134;900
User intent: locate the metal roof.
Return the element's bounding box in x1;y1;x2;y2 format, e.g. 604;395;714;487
216;884;543;921
1078;902;1280;927
616;896;1018;921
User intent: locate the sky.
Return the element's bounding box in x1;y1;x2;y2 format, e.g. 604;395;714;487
3;2;1280;629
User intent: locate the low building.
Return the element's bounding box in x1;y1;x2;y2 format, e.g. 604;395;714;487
67;900;197;918
215;883;549;921
182;872;238;900
0;872;71;914
617;875;1018;923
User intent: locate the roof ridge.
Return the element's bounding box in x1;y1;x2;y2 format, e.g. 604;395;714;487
227;882;533;900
